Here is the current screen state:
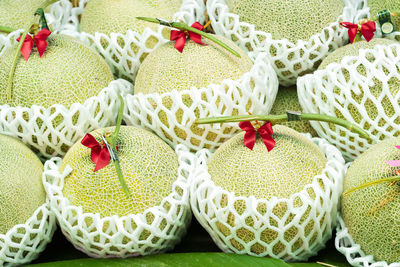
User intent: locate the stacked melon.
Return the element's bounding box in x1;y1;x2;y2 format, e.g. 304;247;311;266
127;34;276;151
298;38;400;159
340;137;400;264
46;126;191;257
191;125;345;259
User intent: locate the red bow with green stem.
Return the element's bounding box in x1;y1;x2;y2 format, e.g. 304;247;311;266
340;21;376;44
239;121;275;151
81;94;130;197
170;22;205;53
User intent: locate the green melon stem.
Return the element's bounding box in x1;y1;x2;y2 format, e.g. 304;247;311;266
343;176;400;197
110;94;131;198
195;113;371;140
0;25;16;33
6;0;57;102
136;16;241;58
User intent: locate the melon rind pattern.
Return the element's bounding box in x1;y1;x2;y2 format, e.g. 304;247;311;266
0;31;132;159
0;203;56;266
43;145;193;258
297;43;400;161
205;0;359;86
335;214;400;267
123;53;278;152
190;135;346;261
46;0;203;83
356;0;400;42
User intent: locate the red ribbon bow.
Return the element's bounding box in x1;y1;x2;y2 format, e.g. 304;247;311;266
81;133;118;172
340;21;376;44
170;22;205;53
17;28;51;61
239;121;276;151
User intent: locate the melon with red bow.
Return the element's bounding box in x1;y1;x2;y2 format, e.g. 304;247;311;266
134;34;253;146
0;0;46;32
60;125;179;217
80;0;181;43
341;137;400;264
0;34;114;108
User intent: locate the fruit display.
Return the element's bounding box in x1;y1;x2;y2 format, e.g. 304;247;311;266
298;38;400;160
1;0;400;266
336;137;400;265
207;0;358;86
0;134;55;265
124;35;278;152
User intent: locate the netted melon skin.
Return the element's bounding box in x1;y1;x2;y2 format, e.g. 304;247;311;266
61;126;179;217
46;0;200;83
340;137;400;264
0;0;46;31
0;135;56;266
43;144;193;258
124;52;278;152
0;135;45;235
207;0;358;86
298;40;400;161
0;31;133;159
190;129;346;261
270;86;317;136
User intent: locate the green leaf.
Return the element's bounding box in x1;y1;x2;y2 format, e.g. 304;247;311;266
28;253;291;267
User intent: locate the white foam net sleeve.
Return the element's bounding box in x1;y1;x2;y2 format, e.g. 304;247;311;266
123;53;278;153
0;31;133;159
297;43;400;161
206;0;359;86
0;202;56;267
190;135;346;261
336;213;400;267
46;0;203;83
355;0;400;42
42;145;194;258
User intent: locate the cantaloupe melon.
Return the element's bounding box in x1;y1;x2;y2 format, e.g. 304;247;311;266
0;134;45;235
61;126;179;217
342;136;400;263
317;38;400;142
134;36;253;148
368;0;400;31
270;86;317;136
226;0;344;43
208;125;327;254
0;0;46;31
80;0;181;37
0;34;114;108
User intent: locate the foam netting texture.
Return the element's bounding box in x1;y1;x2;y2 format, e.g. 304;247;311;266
42;145;193;258
0;203;56;267
0;31;133;159
336;213;400;267
205;0;360;86
190;135;346;261
355;0;400;42
46;0;204;83
297;43;400;161
123;53;278;152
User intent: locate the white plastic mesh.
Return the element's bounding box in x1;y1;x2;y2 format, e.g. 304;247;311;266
335;213;400;267
46;0;204;83
356;0;400;42
123;53;278;152
206;0;359;86
42;145;194;258
190;135;346;261
0;31;133;159
0;202;56;267
297;43;400;161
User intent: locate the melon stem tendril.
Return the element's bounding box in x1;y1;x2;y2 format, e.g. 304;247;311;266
343;176;400;197
195;113;371;140
136;16;241;58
